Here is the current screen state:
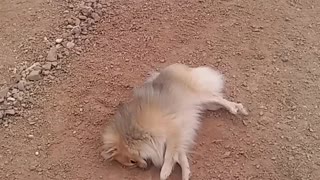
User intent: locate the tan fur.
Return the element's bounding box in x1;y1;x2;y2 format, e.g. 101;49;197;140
101;63;248;180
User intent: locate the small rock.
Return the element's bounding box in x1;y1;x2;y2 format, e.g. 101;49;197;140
223;151;231;158
55;38;63;44
7;97;15;102
78;15;87;20
13;92;23;101
84;39;90;45
42;63;52;70
74;18;81;26
50;62;57;67
17;80;27;91
27;70;42;81
42;71;50;76
0;111;4;119
91;12;100;22
29;121;36;125
5;109;15;115
47;47;58;62
259;111;264;116
68;4;74;9
160;59;166;63
71;26;81;35
0;87;9;99
11;88;19;94
0;97;4;103
281;56;289;62
97;3;103;9
88;22;95;28
271;156;276;160
66;42;75;49
29;165;37;171
27;135;34;139
35;151;39;156
252;28;260;32
81;6;93;16
66;25;74;29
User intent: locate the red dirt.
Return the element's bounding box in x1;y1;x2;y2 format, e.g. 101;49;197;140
1;0;320;180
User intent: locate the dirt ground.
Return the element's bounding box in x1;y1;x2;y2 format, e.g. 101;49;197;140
1;0;320;180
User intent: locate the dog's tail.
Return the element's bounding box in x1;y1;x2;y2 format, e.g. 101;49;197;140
191;66;224;95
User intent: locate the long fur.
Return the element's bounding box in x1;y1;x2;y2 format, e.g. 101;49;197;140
101;63;248;180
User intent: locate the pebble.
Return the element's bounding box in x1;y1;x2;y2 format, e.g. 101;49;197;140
74;18;81;26
7;97;16;102
27;134;34;139
11;88;19;94
29;121;36;125
55;38;63;44
66;42;75;49
29;165;37;171
35;151;39;156
0;111;4;119
27;70;42;81
47;47;58;62
5;109;15;115
42;71;50;76
84;39;90;45
91;12;100;22
0;97;4;103
223;151;231;158
17;80;27;91
42;63;52;70
81;6;93;16
259;111;264;116
72;26;81;35
0;87;9;99
79;15;87;20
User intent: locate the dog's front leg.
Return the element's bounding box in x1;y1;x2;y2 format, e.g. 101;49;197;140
160;140;178;180
160;150;175;180
178;152;190;180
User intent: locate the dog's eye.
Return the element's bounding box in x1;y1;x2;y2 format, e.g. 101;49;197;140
130;160;137;164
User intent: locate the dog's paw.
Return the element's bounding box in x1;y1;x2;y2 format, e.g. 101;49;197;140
229;102;248;115
182;169;191;180
160;165;172;180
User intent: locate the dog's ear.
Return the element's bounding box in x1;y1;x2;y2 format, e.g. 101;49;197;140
101;147;118;161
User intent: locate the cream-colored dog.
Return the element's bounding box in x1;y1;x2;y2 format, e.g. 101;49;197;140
101;63;248;180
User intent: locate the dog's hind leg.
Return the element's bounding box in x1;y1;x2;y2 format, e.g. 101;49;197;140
203;103;222;111
206;95;248;115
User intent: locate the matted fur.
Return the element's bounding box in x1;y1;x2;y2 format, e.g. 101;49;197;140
101;63;248;180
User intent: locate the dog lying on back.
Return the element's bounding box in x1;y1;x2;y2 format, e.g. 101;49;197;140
101;63;248;180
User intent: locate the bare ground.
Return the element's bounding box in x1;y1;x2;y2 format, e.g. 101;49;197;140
1;0;320;180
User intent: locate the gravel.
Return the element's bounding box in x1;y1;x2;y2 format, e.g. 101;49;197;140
27;70;42;81
47;47;58;62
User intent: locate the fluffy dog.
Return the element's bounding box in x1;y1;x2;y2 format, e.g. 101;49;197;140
101;63;248;180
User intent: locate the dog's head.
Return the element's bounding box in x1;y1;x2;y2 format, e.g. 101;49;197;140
101;102;149;169
101;129;148;169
